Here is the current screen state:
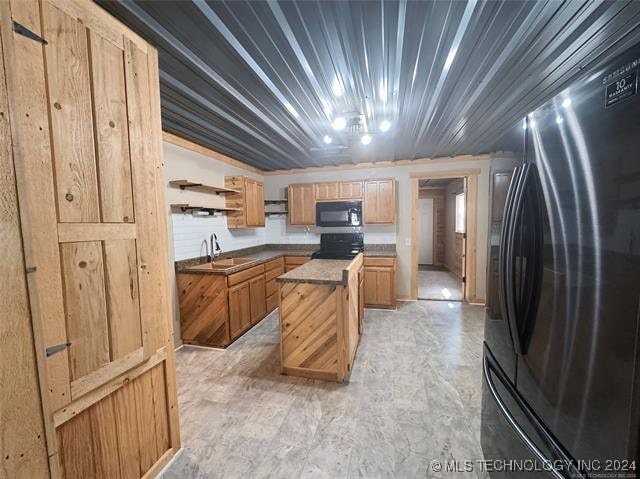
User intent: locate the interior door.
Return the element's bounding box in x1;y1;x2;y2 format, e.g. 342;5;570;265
418;198;434;264
23;1;166;408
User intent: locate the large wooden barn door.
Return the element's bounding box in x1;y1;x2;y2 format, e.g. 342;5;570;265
0;0;179;476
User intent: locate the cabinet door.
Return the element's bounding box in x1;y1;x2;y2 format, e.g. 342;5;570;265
314;182;339;201
358;268;365;333
249;274;266;324
364;267;395;307
375;267;394;306
364;179;395;224
363;268;378;305
255;181;265;226
339;181;363;199
229;281;251;339
245;178;265;227
289;184;315;225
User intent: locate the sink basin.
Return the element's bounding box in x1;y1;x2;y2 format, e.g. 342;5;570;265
186;258;256;271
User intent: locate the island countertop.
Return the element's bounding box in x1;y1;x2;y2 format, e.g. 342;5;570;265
275;258;355;285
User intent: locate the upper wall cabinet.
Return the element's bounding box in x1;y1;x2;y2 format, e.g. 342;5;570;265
314;182;339;201
363;179;396;224
225;176;265;228
288;179;395;226
289;183;315;226
339;181;364;200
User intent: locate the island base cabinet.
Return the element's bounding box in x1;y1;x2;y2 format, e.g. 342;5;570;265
279;254;362;382
229;281;251;340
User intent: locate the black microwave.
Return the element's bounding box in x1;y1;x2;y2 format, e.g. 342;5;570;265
316;201;362;227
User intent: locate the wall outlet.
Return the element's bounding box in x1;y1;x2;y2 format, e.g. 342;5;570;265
405;238;411;246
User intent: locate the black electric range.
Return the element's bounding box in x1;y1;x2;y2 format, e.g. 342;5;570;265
311;233;364;260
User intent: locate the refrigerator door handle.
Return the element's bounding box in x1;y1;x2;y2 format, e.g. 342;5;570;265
504;164;531;354
499;165;524;350
483;347;586;479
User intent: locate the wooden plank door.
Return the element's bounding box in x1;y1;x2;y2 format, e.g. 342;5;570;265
17;0;168;408
3;0;179;474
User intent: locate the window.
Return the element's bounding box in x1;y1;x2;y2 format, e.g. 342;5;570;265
455;192;466;233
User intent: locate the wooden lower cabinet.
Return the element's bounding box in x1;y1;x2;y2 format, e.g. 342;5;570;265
265;259;285;313
285;255;311;272
229;281;252;340
179;257;291;348
249;275;266;324
363;257;396;309
358;265;365;333
178;274;230;347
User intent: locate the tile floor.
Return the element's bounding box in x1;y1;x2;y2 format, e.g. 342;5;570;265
163;300;487;478
418;270;464;301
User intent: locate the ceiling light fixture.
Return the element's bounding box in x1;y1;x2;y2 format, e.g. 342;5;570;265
556;115;564;124
361;134;372;145
323;135;332;144
380;120;391;132
332;117;347;131
562;98;572;108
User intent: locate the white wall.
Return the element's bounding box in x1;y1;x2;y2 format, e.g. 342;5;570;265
163;141;265;344
263;157;491;300
164;142;265;261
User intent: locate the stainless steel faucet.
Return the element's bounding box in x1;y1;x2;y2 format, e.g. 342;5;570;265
211;233;222;260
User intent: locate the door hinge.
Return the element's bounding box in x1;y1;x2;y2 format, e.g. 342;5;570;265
462;276;466;283
46;342;71;357
12;20;48;45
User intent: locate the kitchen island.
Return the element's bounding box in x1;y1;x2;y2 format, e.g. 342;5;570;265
276;253;363;382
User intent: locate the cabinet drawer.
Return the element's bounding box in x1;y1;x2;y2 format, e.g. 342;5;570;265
266;292;278;313
265;265;284;282
264;257;284;272
265;277;278;297
285;255;310;266
227;264;265;287
363;257;396;268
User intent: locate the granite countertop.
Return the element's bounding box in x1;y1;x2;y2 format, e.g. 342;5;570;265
275;258;355;285
178;249;314;275
176;243;396;276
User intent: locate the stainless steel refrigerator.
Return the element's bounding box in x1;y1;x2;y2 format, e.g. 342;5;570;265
481;41;640;478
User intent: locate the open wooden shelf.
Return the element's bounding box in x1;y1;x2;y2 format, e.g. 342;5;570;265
170;203;241;214
169;179;240;195
265;211;288;217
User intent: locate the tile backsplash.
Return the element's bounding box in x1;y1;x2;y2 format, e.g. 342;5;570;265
170;212;396;261
171;212;265;261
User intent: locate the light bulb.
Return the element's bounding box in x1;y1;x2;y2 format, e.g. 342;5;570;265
361;135;372;145
323;135;332;144
380;120;391;132
332;117;347;131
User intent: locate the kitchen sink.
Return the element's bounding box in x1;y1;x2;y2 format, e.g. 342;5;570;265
186;258;256;270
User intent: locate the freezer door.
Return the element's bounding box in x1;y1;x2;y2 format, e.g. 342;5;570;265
517;43;640;471
481;344;583;479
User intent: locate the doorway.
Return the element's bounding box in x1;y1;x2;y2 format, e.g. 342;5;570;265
415;178;464;301
410;168;480;302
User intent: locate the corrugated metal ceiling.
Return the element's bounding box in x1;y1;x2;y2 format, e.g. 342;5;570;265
99;1;640;171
